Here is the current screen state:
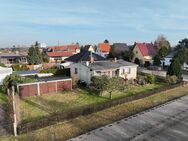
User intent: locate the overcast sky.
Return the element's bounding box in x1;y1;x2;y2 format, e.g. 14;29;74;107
0;0;188;47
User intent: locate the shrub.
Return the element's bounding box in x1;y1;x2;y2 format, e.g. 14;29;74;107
146;74;156;84
2;74;36;94
12;64;29;71
166;75;178;85
40;68;70;76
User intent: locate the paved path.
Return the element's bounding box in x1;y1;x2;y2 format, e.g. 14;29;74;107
69;95;188;141
0;106;8;136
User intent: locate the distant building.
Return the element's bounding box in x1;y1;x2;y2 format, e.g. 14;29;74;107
96;43;111;58
70;59;138;84
0;53;28;66
0;66;12;85
47;44;80;63
132;43;157;66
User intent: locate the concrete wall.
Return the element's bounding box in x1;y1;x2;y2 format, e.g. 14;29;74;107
18;79;72;98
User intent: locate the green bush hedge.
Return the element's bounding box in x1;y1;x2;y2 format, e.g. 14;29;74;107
40;68;70;76
12;64;29;71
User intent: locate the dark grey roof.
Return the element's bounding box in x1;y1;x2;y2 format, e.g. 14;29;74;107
0;53;27;58
113;43;130;52
65;51;105;63
81;59;138;70
165;51;178;58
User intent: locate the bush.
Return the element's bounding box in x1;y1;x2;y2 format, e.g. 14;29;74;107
12;64;29;71
40;68;70;76
2;74;36;94
166;75;178;85
146;74;156;84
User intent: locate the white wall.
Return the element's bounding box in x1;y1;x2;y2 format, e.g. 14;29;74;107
0;67;12;85
70;63;92;84
119;66;137;80
163;57;172;66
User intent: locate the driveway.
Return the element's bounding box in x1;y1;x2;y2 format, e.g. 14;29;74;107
69;95;188;141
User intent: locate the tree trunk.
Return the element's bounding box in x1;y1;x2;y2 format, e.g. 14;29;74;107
109;92;112;100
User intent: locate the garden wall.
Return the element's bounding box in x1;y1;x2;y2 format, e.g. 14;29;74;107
17;78;72;98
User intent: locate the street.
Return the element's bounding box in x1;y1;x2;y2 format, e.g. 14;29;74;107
69;95;188;141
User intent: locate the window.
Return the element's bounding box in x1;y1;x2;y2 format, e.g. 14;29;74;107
74;68;78;74
136;51;138;54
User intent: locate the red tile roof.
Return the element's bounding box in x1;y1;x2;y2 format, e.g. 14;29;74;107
98;43;111;53
48;44;79;53
47;52;73;57
137;43;157;57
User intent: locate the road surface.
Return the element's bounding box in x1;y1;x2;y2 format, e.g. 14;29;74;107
69;95;188;141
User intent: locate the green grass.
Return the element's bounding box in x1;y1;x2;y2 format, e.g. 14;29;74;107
20;79;167;123
2;83;187;141
103;81;167;99
20;89;109;122
0;87;7;106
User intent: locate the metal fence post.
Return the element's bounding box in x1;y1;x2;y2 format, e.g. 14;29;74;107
12;86;17;136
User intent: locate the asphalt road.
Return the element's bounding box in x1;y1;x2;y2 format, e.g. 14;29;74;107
69;95;188;141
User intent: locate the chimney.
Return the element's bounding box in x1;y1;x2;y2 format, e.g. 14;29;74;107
90;51;94;64
114;57;117;63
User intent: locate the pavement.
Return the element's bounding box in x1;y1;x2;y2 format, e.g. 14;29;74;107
69;95;188;141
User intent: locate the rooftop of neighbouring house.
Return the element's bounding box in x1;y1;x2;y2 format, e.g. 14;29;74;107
0;53;27;58
165;50;178;58
98;43;111;53
136;43;157;57
47;52;73;57
65;51;106;63
81;59;138;70
47;44;79;53
113;43;131;52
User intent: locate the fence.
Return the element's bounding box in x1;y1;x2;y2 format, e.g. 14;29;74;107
17;78;72;98
17;82;186;134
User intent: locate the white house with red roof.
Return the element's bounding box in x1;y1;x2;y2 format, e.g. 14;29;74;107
96;43;111;58
132;43;157;66
47;44;80;63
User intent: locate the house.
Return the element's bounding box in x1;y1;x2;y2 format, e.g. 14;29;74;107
0;66;12;85
96;43;111;58
65;51;106;63
83;45;96;53
70;59;138;84
0;53;28;66
47;44;80;63
161;50;188;70
132;43;157;66
161;51;177;67
112;43;130;52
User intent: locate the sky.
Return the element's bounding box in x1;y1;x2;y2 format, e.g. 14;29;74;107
0;0;188;47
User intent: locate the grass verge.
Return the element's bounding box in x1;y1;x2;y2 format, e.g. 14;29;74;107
1;84;187;141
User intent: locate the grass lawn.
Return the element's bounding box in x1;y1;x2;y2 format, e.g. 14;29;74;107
20;89;109;122
103;81;167;99
0;87;7;106
1;83;187;141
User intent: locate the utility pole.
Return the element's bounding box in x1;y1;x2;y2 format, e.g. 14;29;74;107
12;86;17;136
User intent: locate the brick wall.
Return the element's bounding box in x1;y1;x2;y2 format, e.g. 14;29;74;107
18;79;72;98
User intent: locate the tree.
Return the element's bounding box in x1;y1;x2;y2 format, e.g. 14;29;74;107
167;58;182;80
104;40;109;44
153;54;161;66
175;38;188;50
91;76;126;99
28;41;43;65
154;35;171;50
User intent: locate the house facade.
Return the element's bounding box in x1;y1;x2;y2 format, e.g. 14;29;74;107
0;53;28;66
47;44;80;63
132;43;157;66
70;59;138;84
